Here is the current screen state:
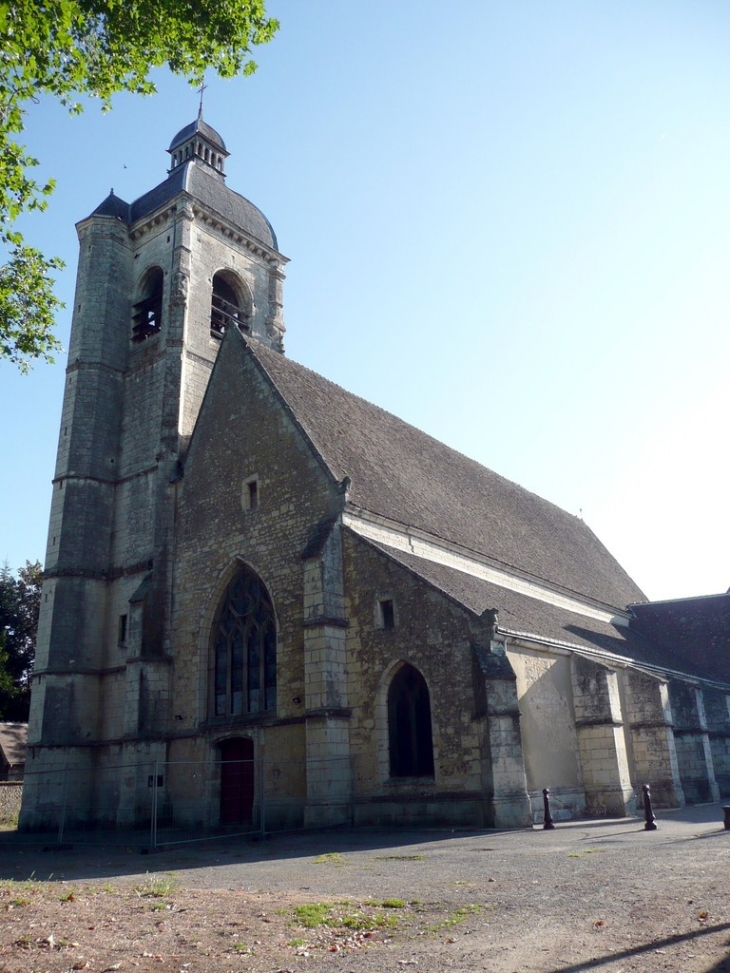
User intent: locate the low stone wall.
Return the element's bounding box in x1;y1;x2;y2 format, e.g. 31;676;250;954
0;781;22;824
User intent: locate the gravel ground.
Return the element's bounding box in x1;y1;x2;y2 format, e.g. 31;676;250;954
1;802;730;972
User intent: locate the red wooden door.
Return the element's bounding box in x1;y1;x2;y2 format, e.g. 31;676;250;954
219;738;254;825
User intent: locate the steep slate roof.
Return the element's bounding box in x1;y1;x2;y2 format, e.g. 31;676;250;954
629;594;730;682
245;337;646;610
88;162;278;250
356;535;722;682
91;190;131;221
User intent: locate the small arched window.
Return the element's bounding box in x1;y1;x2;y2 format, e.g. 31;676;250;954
211;271;250;339
212;566;276;718
388;664;434;778
132;267;164;342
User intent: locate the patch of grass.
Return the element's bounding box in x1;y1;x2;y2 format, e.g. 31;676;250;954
294;903;332;928
568;849;605;859
8;897;30;907
58;890;76;902
233;942;252;954
348;913;396;931
373;854;425;861
428;904;482;932
133;873;177;898
2;876;44;892
312;852;345;865
288;937;307;947
292;899;406;933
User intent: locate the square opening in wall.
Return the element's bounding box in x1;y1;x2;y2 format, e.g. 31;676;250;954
242;476;259;511
379;599;395;631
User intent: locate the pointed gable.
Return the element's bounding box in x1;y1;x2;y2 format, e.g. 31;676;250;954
245;340;645;610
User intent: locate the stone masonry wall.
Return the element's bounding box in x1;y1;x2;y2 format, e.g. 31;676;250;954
170;331;340;830
0;783;22;824
507;646;583;819
342;533;521;827
571;656;634;817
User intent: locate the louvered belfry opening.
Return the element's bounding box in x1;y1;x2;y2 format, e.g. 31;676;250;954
211;272;250;339
132;267;164;342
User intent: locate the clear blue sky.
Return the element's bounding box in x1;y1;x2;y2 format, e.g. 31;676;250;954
1;0;729;601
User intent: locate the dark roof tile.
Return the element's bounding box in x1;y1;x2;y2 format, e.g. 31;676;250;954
630;594;730;682
360;537;720;681
86;164;278;250
246;338;646;609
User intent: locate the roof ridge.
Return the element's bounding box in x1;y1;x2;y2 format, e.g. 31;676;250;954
243;340;646;608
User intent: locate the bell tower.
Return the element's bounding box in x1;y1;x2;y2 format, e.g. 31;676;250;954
22;115;288;829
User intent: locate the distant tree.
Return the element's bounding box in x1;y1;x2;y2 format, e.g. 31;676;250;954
0;561;42;721
0;0;279;371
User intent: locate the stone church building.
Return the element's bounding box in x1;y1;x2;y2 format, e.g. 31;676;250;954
20;115;730;833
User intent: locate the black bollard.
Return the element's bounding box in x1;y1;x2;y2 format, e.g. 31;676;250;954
642;783;657;831
543;787;555;830
722;806;730;831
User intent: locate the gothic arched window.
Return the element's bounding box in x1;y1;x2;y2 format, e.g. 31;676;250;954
210;271;251;339
212;567;276;718
388;664;435;778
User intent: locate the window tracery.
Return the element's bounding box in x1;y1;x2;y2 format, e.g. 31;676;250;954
213;567;276;718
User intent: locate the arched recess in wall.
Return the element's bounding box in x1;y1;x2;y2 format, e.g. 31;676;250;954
210;565;276;718
210;270;252;339
388;663;435;778
217;736;255;825
132;266;164;342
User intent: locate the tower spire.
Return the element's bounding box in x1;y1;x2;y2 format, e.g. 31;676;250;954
197;80;207;118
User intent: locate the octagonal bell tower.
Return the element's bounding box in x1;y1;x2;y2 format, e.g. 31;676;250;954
22;114;288;830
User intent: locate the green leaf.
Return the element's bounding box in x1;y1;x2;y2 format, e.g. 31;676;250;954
0;0;279;371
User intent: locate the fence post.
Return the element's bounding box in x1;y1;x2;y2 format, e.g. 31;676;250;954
260;756;266;839
150;760;159;850
350;754;356;827
57;767;68;845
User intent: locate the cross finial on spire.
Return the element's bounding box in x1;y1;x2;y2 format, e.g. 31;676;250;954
197;80;207;118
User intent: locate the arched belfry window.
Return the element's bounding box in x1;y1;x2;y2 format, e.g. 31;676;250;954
132;267;164;342
212;567;276;718
388;664;435;778
211;271;251;339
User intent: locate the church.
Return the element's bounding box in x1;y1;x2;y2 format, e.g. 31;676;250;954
20;115;730;834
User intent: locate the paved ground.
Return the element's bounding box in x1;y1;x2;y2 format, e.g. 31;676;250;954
1;802;730;971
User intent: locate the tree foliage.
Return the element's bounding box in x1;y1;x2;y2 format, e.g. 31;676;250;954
0;561;42;721
0;0;278;371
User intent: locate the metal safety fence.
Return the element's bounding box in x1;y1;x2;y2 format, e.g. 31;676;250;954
17;755;357;850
